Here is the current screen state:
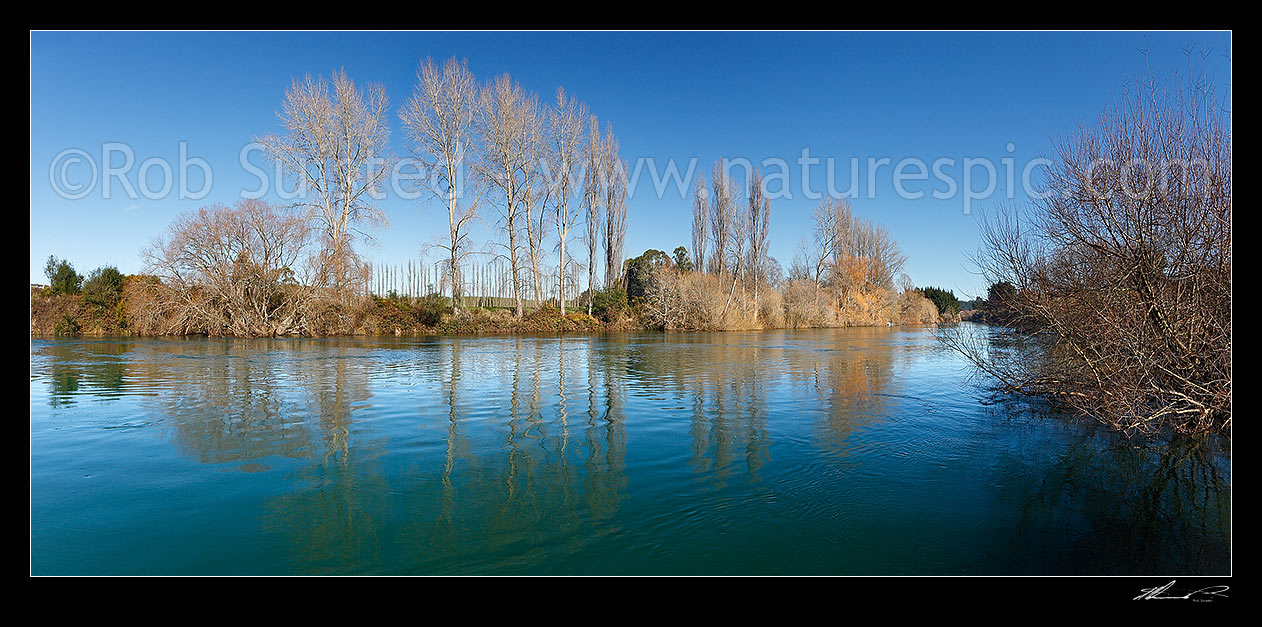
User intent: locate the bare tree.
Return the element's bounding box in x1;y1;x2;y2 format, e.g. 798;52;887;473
848;217;906;292
521;97;551;309
602;123;628;289
255;69;391;297
400;57;483;313
708;162;739;276
897;272;916;294
807;197;849;302
475;73;534;317
142;200;318;337
691;171;709;273
582;115;604;314
546;87;588;314
746;169;771;311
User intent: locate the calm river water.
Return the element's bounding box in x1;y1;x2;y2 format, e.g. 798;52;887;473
30;325;1230;575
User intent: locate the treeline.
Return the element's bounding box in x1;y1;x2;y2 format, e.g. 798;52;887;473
919;286;960;317
34;57;949;337
38;59;638;337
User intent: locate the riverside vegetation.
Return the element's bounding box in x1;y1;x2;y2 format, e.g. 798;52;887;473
32;57;947;340
938;70;1231;438
30;60;1229;440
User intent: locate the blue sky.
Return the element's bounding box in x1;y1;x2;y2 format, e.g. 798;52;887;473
30;30;1231;298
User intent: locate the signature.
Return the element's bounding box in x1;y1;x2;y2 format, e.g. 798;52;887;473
1134;580;1229;601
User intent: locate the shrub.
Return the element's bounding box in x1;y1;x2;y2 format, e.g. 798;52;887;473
756;287;785;329
944;71;1231;437
836;288;895;326
140;199;352;336
83;266;125;308
896;290;940;325
414;293;447;327
591;285;629;322
53;313;81;336
781;280;838;328
643;268;759;331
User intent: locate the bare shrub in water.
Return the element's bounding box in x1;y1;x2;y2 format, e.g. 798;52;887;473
941;71;1231;437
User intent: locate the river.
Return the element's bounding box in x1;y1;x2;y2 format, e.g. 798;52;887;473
29;325;1230;575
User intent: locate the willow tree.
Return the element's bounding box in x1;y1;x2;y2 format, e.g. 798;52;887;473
547;87;588;314
255;69;391;297
142;200;316;337
400;57;483;313
831;216;904;303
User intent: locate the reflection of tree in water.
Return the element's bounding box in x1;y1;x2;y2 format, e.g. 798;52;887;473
260;341;388;574
390;336;628;573
631;330;896;485
815;353;893;453
41;340;131;408
787;329;895;454
439;338;467;520
485;338;626;540
995;411;1230;574
157;339;312;465
627;333;773;488
585;337;628;519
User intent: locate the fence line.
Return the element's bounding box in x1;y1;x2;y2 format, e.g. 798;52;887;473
369;257;591;309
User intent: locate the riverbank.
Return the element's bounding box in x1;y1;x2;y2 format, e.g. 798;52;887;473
30;286;630;337
31;285;952;338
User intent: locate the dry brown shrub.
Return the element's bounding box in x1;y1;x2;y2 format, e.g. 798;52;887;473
942;71;1230;437
781;279;838;328
896;290;940;325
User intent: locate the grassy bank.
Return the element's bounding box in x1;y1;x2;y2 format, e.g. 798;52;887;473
31;281;953;338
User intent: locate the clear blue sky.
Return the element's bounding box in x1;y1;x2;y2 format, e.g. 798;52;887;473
30;30;1231;298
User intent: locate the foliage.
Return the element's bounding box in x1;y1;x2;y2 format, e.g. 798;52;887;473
624;249;672;302
413;293;448;327
979;281;1017;322
53;313;80;337
672;246;693;273
920;286;960;315
83;266;125;308
138;199;368;336
896;290;941;324
780;279;839;328
642;266;758;330
591;285;629;322
44;256;83;295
